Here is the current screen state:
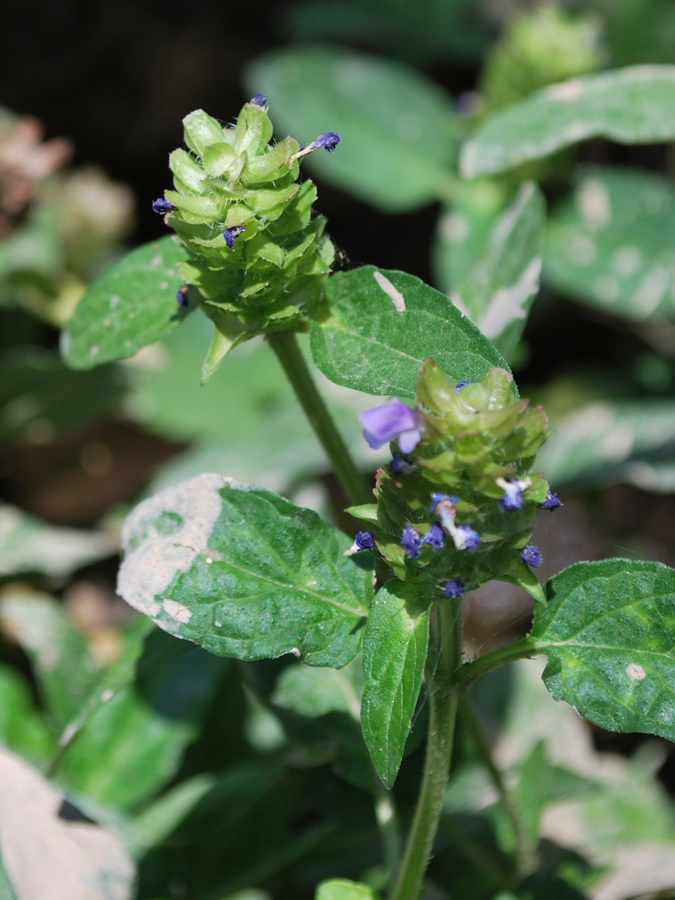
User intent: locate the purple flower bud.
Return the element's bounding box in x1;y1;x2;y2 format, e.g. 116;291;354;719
313;132;340;152
223;225;244;250
497;476;531;512
355;531;374;550
401;526;422;558
540;490;562;511
176;285;189;307
421;522;444;550
521;544;542;567
359;398;422;454
454;381;470;391
250;93;267;107
444;579;465;599
152;197;175;215
390;451;415;475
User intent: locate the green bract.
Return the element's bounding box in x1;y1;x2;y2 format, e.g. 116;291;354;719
160;104;335;342
369;362;551;600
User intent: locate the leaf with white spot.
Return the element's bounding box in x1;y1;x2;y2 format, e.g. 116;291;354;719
361;580;430;788
544;167;675;320
538;398;675;491
118;474;372;668
435;182;545;358
462;65;675;177
61;236;190;369
311;266;510;398
532;560;675;741
246;46;461;212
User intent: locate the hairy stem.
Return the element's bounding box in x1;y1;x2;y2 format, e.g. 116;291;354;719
459;694;538;879
449;636;540;690
268;332;372;508
389;601;462;900
375;780;402;881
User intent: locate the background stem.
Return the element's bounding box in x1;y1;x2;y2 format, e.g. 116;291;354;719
268;332;372;508
459;694;538;879
389;601;462;900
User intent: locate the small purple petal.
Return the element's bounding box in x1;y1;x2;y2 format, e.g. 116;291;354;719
521;544;542;567
500;484;524;511
223;225;244;250
250;93;267;107
456;525;480;550
454;381;470;391
313;132;340;152
390;452;415;475
401;526;422;558
152;197;175;215
444;579;465;599
540;490;562;511
421;522;444;550
176;285;189;307
359;398;421;451
355;531;374;550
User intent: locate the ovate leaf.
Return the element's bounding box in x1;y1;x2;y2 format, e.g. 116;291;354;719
61;236;190;369
532;560;675;740
439;182;545;357
246;46;460;212
361;580;430;788
311;266;510;398
544;167;675;320
118;474;372;668
462;66;675;177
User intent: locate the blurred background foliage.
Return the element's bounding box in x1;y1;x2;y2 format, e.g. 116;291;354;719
1;1;675;898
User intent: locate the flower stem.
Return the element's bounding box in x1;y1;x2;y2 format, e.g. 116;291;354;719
268;332;372;507
458;694;538;880
389;601;462;900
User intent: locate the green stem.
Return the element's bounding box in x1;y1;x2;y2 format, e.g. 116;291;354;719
267;332;372;508
449;636;540;690
374;780;402;881
458;694;538;880
389;602;462;900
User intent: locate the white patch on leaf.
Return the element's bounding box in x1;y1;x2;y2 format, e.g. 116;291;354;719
546;79;584;101
626;662;646;680
117;472;229;618
479;258;541;339
577;179;611;228
373;271;406;311
163;599;192;624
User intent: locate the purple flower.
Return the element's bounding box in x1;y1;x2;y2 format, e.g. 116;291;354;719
354;531;374;550
312;132;341;152
223;225;245;250
250;93;267;107
444;579;465;599
401;526;422;558
455;525;480;551
359;399;422;454
454;381;471;391
430;494;479;550
176;285;189;307
152;197;175;215
521;544;542;567
421;522;444;550
390;451;415;476
540;490;562;511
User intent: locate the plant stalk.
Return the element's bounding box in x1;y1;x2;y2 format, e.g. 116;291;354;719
458;694;538;879
389;601;462;900
449;636;540;690
267;332;372;508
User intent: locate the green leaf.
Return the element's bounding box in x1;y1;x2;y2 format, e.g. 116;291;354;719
0;665;54;764
436;182;545;357
311;266;510;398
544;166;675;320
246;46;460;212
118;474;372;668
538;399;675;490
0;504;114;580
60;236;190;369
59;627;226;811
532;559;675;740
345;505;379;527
316;880;377;900
462;65;675;177
0;592;99;731
361;580;430;788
